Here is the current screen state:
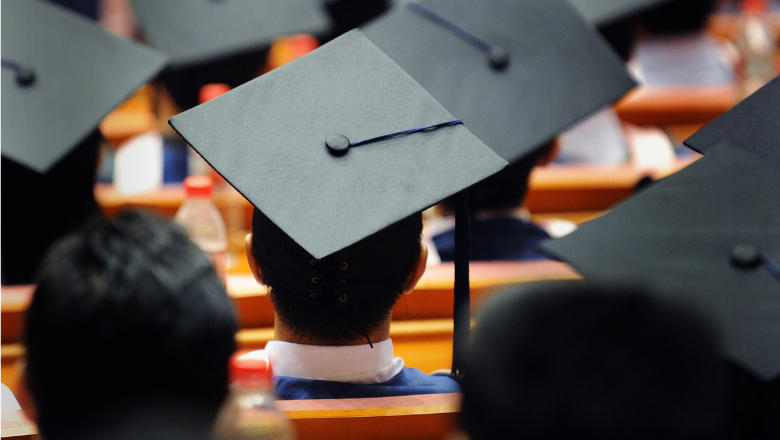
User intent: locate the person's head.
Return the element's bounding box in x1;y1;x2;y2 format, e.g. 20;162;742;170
640;0;715;35
598;18;638;62
462;282;727;440
22;210;237;440
439;140;558;216
246;209;426;346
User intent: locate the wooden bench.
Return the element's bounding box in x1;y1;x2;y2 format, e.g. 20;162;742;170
2;261;579;342
95;161;678;222
0;394;460;440
280;393;460;440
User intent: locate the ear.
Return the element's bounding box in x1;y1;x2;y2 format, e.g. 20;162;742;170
16;368;38;424
403;242;428;294
245;233;264;285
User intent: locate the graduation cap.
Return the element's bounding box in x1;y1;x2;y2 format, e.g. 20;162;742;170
169;30;507;374
567;0;674;26
540;141;780;381
362;0;636;164
685;75;780;165
129;0;332;68
1;0;168;173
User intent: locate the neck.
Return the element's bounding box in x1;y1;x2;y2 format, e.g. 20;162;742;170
274;313;391;346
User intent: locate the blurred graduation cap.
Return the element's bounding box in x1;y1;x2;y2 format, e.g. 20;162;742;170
685;75;780;165
129;0;331;68
129;0;331;110
541;79;780;379
169;30;507;374
568;0;674;26
1;0;169;174
363;0;636;164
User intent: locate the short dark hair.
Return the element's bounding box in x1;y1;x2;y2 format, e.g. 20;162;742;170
24;210;237;440
439;141;554;216
640;0;715;35
251;208;422;345
462;282;727;440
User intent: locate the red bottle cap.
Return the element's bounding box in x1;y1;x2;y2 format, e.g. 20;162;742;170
230;350;273;387
199;83;232;104
741;0;769;14
184;176;213;198
265;34;320;71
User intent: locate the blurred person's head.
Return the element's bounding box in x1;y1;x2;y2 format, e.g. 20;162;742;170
322;0;391;43
22;210;237;440
161;48;270;111
439;140;558;217
461;282;727;440
247;209;426;346
599;19;638;62
640;0;716;35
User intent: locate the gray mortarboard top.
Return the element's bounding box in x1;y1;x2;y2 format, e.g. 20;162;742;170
541;141;780;381
129;0;331;68
1;0;168;174
568;0;674;26
685;75;780;165
169;29;507;259
363;0;636;164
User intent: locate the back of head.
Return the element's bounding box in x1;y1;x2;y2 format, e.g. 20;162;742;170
25;210;237;440
440;141;554;216
640;0;715;35
462;282;727;440
251;208;422;345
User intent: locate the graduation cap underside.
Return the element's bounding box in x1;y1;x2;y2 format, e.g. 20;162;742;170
363;0;636;164
169;29;507;260
541;142;780;381
1;0;168;174
129;0;331;68
567;0;675;26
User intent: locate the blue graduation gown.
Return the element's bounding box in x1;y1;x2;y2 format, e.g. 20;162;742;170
433;217;552;262
275;367;460;400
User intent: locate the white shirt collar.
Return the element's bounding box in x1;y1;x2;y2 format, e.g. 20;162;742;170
265;339;405;384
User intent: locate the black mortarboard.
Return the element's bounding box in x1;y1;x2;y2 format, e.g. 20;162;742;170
568;0;674;26
541;142;780;381
363;0;636;164
170;29;505;259
170;30;507;374
1;0;168;173
129;0;331;68
685;75;780;165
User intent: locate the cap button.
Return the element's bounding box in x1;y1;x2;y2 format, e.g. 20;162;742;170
15;68;36;87
730;244;761;268
326;134;351;157
488;47;510;71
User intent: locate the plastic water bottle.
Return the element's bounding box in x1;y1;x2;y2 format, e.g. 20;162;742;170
212;351;296;440
196;83;248;268
736;0;777;97
175;176;228;284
